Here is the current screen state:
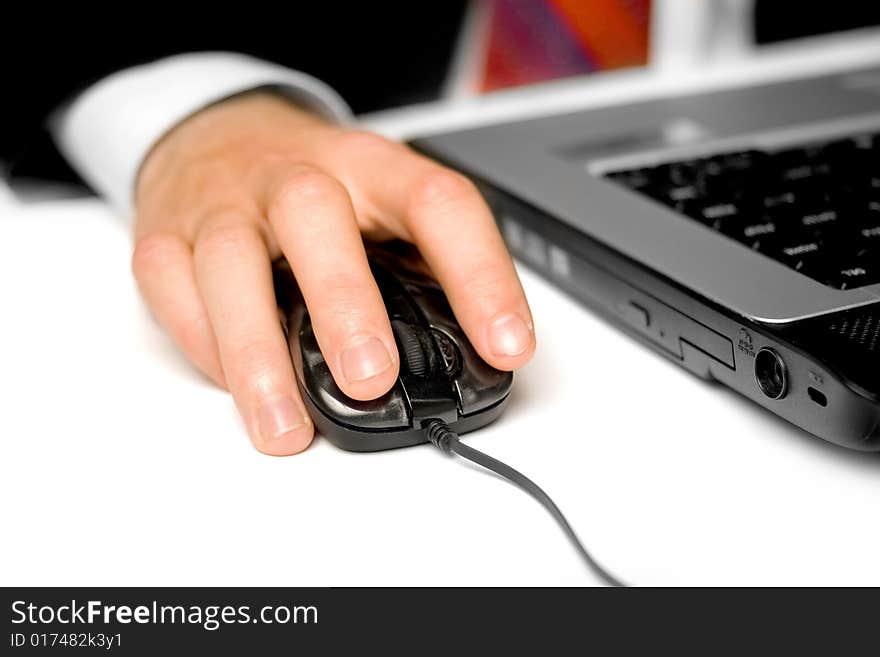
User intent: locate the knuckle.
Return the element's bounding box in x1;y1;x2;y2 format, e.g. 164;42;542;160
462;262;510;306
327;273;376;303
227;336;282;390
337;130;395;156
321;270;371;293
232;336;274;367
131;233;182;278
270;169;346;213
408;169;476;217
174;312;213;357
315;273;381;317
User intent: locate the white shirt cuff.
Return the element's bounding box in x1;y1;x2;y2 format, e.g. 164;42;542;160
52;52;353;214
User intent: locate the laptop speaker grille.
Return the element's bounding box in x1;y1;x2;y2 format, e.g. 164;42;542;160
827;313;880;352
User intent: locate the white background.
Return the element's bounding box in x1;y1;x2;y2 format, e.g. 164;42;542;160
4;185;880;587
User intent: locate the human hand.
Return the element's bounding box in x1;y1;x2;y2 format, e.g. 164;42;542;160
133;92;535;455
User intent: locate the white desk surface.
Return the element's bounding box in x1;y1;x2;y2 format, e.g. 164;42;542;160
5;44;880;586
4;186;880;587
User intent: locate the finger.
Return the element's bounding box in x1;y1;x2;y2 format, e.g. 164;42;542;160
193;215;313;455
265;166;399;401
131;233;226;387
346;140;535;370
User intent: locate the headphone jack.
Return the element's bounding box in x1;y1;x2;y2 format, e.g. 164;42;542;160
754;348;787;400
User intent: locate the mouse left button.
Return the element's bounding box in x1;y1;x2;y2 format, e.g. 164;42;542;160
296;321;411;430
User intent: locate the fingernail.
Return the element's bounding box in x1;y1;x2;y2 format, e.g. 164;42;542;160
488;313;532;357
258;397;308;442
341;336;393;382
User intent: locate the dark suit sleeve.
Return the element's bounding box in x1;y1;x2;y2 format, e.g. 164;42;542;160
1;3;467;182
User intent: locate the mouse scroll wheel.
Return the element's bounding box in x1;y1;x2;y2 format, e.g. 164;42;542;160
391;320;429;377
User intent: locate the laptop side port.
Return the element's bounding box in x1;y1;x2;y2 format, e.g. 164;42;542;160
808;386;828;407
754;348;787;400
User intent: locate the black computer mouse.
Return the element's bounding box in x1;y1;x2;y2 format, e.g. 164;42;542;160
275;247;513;452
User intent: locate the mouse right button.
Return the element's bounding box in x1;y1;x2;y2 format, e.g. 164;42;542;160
426;318;512;415
430;328;461;377
452;343;513;415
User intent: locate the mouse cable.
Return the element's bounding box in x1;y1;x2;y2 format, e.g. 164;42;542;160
424;419;626;587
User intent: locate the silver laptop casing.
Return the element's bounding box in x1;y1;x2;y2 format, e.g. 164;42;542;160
416;66;880;324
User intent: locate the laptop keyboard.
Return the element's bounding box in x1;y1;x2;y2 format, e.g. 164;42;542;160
604;133;880;290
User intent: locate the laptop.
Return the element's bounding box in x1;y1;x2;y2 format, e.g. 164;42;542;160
413;4;880;450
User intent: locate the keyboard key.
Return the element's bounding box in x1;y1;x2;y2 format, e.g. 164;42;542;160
858;224;880;242
824;261;880;290
667;184;700;202
603;132;880;290
720;219;778;247
781;162;829;182
702;202;740;221
779;240;821;261
655;161;700;186
763;190;797;208
716;150;766;171
646;182;703;207
607;168;654;190
799;208;840;230
675;199;754;227
757;238;824;274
